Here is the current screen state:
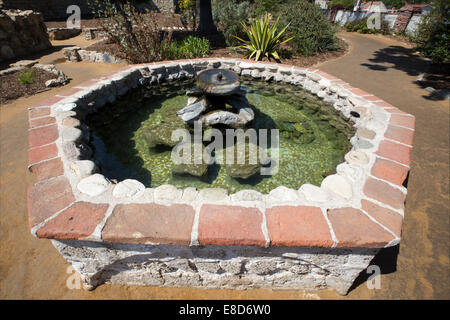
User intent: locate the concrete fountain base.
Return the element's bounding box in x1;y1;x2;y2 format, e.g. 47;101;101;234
52;239;377;295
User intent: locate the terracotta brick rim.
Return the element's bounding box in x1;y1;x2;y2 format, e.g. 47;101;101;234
26;58;415;249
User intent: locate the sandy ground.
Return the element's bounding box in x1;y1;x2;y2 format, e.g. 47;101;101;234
0;33;448;299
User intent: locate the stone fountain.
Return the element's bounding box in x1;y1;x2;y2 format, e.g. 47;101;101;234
177;69;255;128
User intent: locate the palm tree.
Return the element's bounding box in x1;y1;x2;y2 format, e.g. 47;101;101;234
197;0;218;35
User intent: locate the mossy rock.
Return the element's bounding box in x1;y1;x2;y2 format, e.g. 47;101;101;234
222;142;269;179
171;142;210;178
143;116;187;148
277;120;316;144
172;162;208;178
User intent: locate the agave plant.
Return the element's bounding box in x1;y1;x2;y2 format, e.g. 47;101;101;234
234;14;293;61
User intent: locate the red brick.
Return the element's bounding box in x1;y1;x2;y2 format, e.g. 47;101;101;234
384;107;409;115
390;114;415;129
57;87;82;97
76;79;100;88
29;116;56;129
349;88;371;96
361;200;403;237
28;176;75;228
29;107;50;119
29;158;64;181
36;202;108;239
28;143;58;166
363;95;382;102
32;96;64;107
363;178;406;210
198;205;265;247
371;158;409;186
266;206;333;247
316;70;339;81
102;203;195;245
376;140;412;166
327;207;395;248
28;124;59;149
375;101;394;108
385;125;414;146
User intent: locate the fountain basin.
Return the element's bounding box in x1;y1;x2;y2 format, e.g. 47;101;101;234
27;58;415;294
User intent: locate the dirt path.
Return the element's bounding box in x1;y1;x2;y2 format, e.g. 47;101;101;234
0;33;448;299
316;32;449;299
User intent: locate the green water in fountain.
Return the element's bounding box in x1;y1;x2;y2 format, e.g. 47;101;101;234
87;78;354;194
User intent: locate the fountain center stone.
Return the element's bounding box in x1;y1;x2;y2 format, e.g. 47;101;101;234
197;69;240;96
176;69;254;128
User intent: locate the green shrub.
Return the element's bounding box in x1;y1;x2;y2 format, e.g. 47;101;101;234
413;0;449;63
161;36;211;60
17;68;35;85
253;0;287;16
178;36;211;58
278;0;340;56
345;18;391;35
212;0;254;46
235;13;293;61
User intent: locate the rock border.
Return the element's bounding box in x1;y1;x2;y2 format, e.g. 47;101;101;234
63;46;121;64
27;58;415;251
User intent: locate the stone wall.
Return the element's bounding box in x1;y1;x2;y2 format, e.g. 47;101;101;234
0;9;52;62
1;0;178;21
328;9;424;35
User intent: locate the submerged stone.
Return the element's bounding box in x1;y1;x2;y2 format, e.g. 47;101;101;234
222;142;269;179
143;118;186;148
172;143;209;178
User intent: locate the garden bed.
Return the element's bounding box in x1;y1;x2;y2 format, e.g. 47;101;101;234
0;68;55;105
85;38;349;68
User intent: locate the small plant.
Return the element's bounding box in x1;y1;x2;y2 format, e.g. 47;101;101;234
178;36;210;58
234;14;293;61
17;68;35;85
161;36;211;60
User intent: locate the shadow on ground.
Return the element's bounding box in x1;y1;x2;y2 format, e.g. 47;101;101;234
348;245;400;294
0;45;75;70
360;45;449;101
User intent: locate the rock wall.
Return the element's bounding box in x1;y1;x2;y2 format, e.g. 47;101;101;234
1;0;178;21
0;9;52;62
53;239;378;295
328;9;424;35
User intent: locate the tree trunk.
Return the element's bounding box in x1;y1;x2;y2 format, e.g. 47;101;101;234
197;0;217;35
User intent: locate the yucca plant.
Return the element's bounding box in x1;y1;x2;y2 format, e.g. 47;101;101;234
234;14;293;61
